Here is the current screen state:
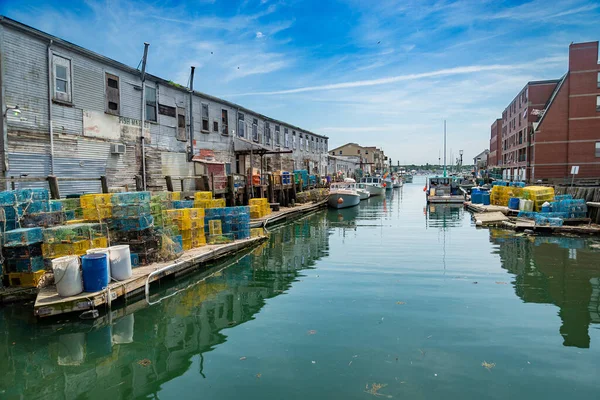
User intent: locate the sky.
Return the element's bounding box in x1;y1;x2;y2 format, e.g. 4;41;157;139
1;0;599;165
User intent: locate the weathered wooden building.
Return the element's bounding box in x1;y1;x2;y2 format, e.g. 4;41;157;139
0;16;328;194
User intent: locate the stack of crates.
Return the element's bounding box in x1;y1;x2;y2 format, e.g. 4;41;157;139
172;200;194;209
281;171;292;185
80;193;113;221
150;191;181;227
523;186;555;212
3;227;45;287
294;170;309;189
205;206;250;244
249;198;270;219
0;188;58;231
551;195;588;219
165;208;206;251
194;191;213;209
490;186;522;207
55;198;82;221
42;223;108;259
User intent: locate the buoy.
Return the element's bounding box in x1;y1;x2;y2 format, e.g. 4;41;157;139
476;220;483;226
337;197;344;204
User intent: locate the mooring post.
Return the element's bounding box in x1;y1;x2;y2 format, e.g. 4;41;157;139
47;176;60;199
100;175;109;193
165;176;174;192
268;174;275;203
226;175;235;207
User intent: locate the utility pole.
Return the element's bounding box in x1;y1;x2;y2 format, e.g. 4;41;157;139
443;120;447;177
188;66;195;161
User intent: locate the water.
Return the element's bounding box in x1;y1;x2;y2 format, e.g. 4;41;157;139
2;176;600;399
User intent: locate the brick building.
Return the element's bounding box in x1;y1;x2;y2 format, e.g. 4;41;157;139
492;40;600;182
488;118;502;168
531;41;600;181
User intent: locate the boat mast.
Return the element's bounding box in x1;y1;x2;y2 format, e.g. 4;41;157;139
443;120;447;177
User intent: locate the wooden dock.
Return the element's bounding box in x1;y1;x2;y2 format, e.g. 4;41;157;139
250;199;327;228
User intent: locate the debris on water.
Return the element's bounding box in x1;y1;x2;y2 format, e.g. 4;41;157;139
434;373;437;377
482;361;496;371
256;373;262;379
396;301;406;305
137;359;152;367
239;357;247;361
307;330;317;335
349;361;353;366
473;282;478;284
364;383;390;397
418;349;426;357
426;335;433;339
312;361;316;364
495;282;508;285
353;355;359;358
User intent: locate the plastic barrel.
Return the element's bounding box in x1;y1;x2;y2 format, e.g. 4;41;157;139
472;192;483;204
482;192;490;205
87;248;111;280
541;204;551;213
508;197;520;210
109;245;132;281
81;253;109;292
52;255;83;297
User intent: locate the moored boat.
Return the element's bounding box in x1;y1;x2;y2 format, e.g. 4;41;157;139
425;176;465;204
356;184;371;200
328;181;361;209
358;177;386;197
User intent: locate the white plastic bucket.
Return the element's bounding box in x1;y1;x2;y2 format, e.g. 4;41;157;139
109;245;132;281
112;314;135;344
87;248;111;280
52;255;83;297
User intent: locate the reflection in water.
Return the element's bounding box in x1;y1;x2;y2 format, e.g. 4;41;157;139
425;204;464;230
490;229;600;349
0;212;330;399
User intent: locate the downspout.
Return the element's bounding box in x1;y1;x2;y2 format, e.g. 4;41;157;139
47;40;55;175
188;66;195;161
140;43;149;191
0;21;9;187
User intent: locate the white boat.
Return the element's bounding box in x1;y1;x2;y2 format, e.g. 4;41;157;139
383;176;393;190
392;176;403;189
358;177;386;197
356;183;371;200
328;180;361;209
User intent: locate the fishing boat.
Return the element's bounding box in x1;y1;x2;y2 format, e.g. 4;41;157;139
383;174;393;191
425;176;465;204
356;183;371;200
328;180;361;209
392;175;403;189
358;176;386;197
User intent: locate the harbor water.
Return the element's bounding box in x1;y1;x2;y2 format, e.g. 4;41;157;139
1;176;600;399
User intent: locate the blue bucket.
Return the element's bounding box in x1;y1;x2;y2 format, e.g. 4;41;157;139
482;192;490;205
541;204;552;213
508;197;520;210
81;253;109;292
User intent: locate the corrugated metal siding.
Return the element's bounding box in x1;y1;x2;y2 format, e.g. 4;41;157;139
7;153;51;191
52;103;82;135
73;63;104;111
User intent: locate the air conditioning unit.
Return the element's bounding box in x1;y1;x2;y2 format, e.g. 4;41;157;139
111;143;126;154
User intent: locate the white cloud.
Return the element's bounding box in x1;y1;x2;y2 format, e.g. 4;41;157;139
256;31;264;38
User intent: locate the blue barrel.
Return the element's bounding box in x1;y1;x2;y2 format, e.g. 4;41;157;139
541;204;552;213
472;191;483;204
482;192;490;205
508;197;520;210
81;253;109;292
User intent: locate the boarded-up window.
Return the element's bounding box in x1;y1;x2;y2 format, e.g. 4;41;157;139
177;107;186;141
213;120;219;132
105;73;120;115
202;103;209;131
53;54;72;103
158;104;176;117
221;109;228;135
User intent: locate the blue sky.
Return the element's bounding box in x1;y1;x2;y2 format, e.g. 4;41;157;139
2;0;599;164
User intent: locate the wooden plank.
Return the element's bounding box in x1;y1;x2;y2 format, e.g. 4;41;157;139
473;211;508;225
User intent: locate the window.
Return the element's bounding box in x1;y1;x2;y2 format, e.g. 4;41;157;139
213;121;219;133
265;122;271;145
202;103;209;132
52;55;72;103
305;135;309;151
238;113;245;137
105;73;120;115
597;72;600;88
292;131;296;149
311;137;315;153
145;86;157;122
299;133;303;149
597;95;600;111
176;107;186;141
324;140;328;152
252;118;259;142
275;125;280;146
221;109;228;135
284;128;289;148
596;142;600;157
339;150;342;155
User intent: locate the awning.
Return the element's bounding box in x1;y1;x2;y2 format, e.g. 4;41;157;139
233;137;293;155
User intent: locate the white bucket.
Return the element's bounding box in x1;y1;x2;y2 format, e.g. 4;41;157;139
109;245;132;281
519;199;526;210
112;314;135;344
87;248;111;280
52;255;83;297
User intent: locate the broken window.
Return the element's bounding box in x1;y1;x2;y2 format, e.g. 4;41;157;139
53;54;72;103
221;109;228;135
252;118;259;142
202;103;209;131
238;113;245;137
145;86;157;122
177;107;186;141
105;73;120;115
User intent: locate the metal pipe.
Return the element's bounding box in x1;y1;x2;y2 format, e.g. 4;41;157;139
140;43;149;191
47;40;55;175
188;66;195;161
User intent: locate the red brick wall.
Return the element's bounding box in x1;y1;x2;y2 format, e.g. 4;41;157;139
569;42;599;72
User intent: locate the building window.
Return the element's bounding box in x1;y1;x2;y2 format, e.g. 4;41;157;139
265;122;271;145
597;72;600;88
275;125;280;146
292;131;296;149
145;86;157;122
339;150;342;155
201;103;209;132
597;95;600;111
52;54;72;103
221;109;228;135
213;120;219;133
311;137;315;153
596;142;600;157
305;135;309;151
105;73;120;115
177;107;186;141
299;133;303;149
284;128;289;148
252;118;259;142
238;112;245;137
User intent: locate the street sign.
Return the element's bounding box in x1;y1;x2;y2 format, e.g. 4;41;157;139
571;166;579;175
